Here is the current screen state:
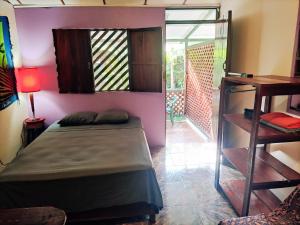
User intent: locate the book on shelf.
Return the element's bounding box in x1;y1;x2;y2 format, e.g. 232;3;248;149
260;112;300;133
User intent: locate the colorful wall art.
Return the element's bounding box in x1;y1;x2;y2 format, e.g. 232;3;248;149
0;16;18;110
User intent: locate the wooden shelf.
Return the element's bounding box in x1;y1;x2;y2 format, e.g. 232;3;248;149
222;148;300;189
220;180;281;216
225;75;300;96
223;114;300;144
216;76;300;216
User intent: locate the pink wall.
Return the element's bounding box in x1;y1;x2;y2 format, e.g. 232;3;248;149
15;7;166;147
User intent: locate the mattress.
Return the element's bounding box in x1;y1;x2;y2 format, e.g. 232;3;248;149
0;117;152;181
0;117;163;212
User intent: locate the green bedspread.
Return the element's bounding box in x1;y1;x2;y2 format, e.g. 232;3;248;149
0;117;152;181
0;117;163;212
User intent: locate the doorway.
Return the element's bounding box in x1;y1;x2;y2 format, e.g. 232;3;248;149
165;8;231;141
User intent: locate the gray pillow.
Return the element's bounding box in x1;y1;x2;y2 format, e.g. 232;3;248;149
94;110;129;124
58;112;97;126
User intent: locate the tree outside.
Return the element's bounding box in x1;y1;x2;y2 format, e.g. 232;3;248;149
166;42;185;90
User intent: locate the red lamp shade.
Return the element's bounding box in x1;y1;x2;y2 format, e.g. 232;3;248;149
18;68;40;93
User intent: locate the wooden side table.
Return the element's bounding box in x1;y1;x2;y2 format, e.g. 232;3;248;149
22;118;45;147
0;207;66;225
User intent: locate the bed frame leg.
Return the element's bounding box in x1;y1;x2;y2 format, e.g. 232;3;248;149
149;214;156;224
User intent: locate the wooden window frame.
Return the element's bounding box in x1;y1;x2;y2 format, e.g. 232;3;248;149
53;27;163;93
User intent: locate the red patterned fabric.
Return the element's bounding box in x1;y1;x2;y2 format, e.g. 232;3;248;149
219;186;300;225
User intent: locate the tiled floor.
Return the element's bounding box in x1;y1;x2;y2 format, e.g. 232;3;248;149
125;120;237;225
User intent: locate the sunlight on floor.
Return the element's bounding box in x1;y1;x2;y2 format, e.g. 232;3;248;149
165;120;216;172
124;120;236;225
165;142;216;172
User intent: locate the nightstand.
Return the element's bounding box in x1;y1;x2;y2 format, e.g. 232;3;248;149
22;118;45;147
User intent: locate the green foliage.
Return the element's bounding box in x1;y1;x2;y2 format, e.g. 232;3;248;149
173;55;184;89
166;55;171;89
166;43;185;90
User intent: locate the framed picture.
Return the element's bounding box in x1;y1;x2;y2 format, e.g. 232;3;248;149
0;16;18;110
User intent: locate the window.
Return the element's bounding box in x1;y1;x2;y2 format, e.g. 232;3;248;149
165;8;218;47
90;29;130;91
165;8;218;21
165;8;218;91
53;27;162;93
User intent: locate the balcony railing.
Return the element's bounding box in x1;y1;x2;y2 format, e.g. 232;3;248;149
166;89;185;116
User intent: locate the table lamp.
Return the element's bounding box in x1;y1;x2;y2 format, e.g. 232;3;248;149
18;67;42;123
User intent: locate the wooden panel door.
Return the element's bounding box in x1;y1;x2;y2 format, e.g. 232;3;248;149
53;29;95;93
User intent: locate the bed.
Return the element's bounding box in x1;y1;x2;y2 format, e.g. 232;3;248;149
0;117;163;223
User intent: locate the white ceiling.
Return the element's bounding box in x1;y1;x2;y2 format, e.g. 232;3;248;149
3;0;221;8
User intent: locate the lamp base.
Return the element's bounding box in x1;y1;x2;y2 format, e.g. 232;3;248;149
25;117;45;125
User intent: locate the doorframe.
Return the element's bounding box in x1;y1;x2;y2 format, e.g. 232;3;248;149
164;7;220;144
164;8;232;143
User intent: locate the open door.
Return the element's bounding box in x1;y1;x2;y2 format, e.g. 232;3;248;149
211;10;232;140
213;10;232;87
